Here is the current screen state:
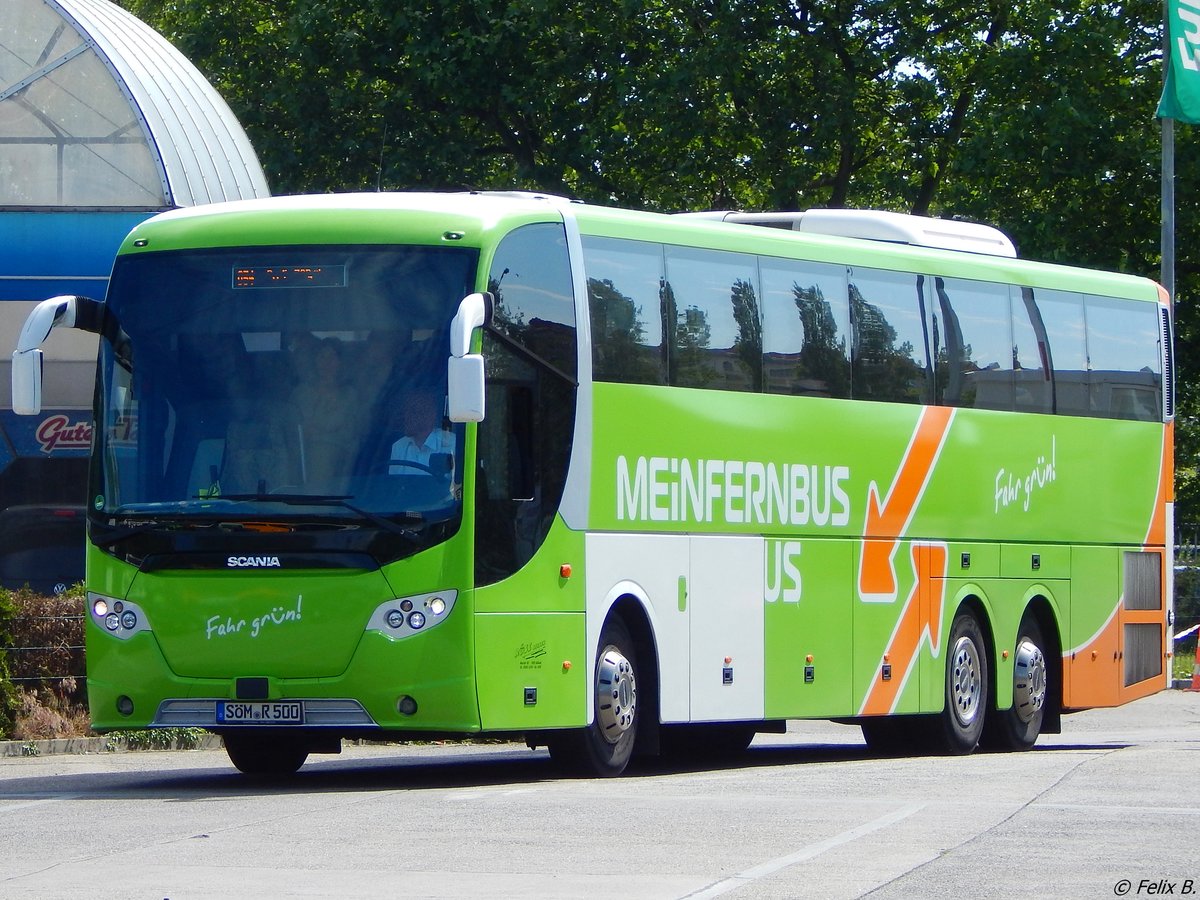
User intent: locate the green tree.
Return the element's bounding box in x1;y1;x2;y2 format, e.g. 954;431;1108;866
124;0;1197;525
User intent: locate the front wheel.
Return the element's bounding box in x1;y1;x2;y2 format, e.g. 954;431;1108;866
223;730;309;776
983;615;1048;751
935;608;989;755
548;617;639;776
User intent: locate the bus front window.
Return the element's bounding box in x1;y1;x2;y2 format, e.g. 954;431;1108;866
93;244;478;561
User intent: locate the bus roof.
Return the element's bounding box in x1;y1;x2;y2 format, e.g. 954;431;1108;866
119;192;1162;303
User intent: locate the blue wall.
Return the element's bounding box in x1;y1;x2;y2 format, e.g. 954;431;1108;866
0;210;155;302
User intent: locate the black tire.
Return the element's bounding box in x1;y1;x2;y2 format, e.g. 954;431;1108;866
983;615;1048;751
224;730;309;776
548;617;639;776
934;608;989;755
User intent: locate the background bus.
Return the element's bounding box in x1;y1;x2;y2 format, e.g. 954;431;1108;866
11;192;1171;775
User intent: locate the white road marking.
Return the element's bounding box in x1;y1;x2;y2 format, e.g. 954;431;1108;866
684;801;927;899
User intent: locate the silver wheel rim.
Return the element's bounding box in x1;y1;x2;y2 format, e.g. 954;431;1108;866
1012;636;1047;724
596;645;636;745
950;634;983;726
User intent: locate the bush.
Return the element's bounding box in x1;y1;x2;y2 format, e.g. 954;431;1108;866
13;679;91;740
0;589;17;737
0;585;88;740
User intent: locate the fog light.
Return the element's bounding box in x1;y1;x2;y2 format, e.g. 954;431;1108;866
120;610;137;630
93;598;109;617
386;609;404;629
397;695;418;716
105;613;120;631
400;599;413;612
429;597;446;616
408;611;426;630
116;695;134;716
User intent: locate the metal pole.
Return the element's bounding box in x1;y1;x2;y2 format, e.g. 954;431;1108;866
1163;0;1176;303
1163;115;1175;302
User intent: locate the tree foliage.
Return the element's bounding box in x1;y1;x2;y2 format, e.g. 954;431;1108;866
124;0;1200;521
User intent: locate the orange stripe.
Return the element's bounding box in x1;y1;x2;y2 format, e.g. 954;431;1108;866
859;407;954;599
860;543;948;715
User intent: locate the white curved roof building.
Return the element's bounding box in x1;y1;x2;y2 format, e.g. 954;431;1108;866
1;0;270;208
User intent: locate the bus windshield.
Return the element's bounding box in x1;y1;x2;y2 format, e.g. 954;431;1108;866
92;244;478;555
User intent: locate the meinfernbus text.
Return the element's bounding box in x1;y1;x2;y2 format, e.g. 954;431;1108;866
10;192;1174;776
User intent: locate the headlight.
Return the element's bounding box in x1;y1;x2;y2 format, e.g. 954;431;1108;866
366;590;457;640
88;593;150;641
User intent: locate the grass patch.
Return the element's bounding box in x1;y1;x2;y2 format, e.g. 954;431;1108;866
1174;648;1196;682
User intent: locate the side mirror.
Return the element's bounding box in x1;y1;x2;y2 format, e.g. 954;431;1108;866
11;349;43;415
447;355;485;423
447;292;493;423
449;292;493;358
11;294;102;417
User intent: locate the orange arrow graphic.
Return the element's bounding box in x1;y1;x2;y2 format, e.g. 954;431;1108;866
860;542;948;715
858;406;955;601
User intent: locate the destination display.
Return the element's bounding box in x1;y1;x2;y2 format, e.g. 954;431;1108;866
232;265;346;288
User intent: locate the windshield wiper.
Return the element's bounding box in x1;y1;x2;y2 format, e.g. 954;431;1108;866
215;493;425;539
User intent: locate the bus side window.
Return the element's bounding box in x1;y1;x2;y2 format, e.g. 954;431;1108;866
1085;294;1162;421
663;246;761;392
932;278;1014;411
1034;290;1089;417
476;223;577;586
760;258;850;398
848;268;933;405
1013;287;1053;415
583;236;668;385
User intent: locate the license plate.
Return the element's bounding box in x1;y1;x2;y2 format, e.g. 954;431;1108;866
216;701;304;725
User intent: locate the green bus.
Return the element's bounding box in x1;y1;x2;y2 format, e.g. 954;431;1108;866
11;192;1174;775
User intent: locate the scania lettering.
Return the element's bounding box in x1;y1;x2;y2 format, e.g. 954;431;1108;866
11;193;1172;776
227;556;282;568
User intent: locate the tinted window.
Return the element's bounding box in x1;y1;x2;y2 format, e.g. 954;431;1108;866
760;258;850;398
849;269;932;404
932;278;1013;411
488;223;577;379
477;224;578;584
1035;290;1089;416
1012;288;1053;415
583;236;667;385
664;246;761;391
1085;295;1161;421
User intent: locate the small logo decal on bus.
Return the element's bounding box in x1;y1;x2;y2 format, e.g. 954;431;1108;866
227;556;282;568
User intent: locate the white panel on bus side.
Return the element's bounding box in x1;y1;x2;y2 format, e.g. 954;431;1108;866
585;532;691;722
688;535;766;722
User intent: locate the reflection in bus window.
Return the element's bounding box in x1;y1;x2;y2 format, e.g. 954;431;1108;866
1036;291;1089;417
849;269;931;404
664;246;761;392
933;278;1013;411
761;258;850;398
584;237;668;385
1085;294;1161;421
1013;288;1053;415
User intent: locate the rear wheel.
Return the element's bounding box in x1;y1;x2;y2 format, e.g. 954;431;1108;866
548;617;639;776
935;608;989;755
984;615;1048;751
223;730;309;776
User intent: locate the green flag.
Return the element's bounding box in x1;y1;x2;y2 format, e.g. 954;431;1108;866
1160;0;1200;123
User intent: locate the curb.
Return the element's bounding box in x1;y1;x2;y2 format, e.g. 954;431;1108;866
0;733;224;758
